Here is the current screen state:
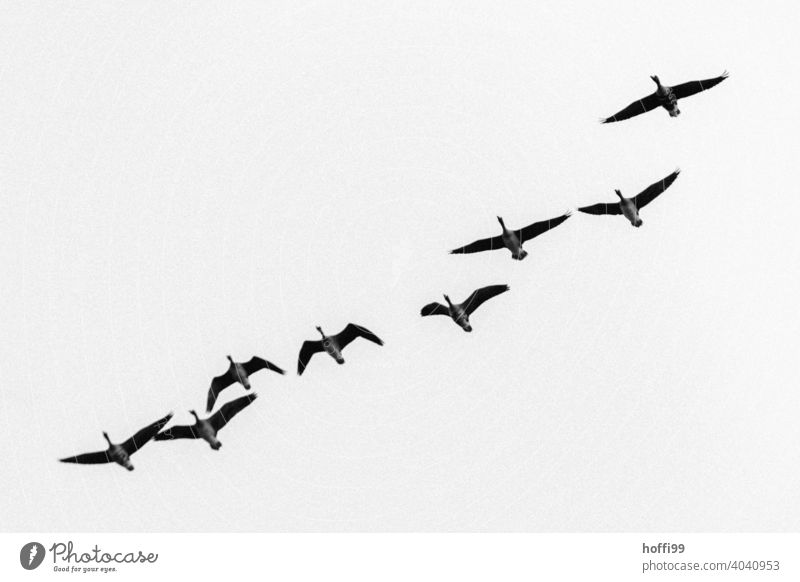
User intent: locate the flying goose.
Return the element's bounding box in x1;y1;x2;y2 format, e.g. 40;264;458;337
421;284;509;332
206;355;284;412
155;393;258;450
450;212;571;260
59;412;173;471
578;169;680;227
601;72;728;123
297;323;384;375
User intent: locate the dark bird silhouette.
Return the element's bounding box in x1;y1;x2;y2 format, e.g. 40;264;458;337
421;284;509;332
155;393;258;450
206;355;284;412
601;72;728;123
578;169;680;227
297;323;383;375
450;212;571;260
59;412;173;471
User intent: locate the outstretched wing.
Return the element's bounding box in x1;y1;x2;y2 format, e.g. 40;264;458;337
601;92;660;123
297;340;324;376
120;412;174;455
449;235;504;255
461;284;510;316
578;201;621;216
210;393;258;431
421;302;450;317
516;212;571;243
206;369;236;412
671;71;728;100
335;323;384;349
59;450;111;465
632;169;680;210
154;424;199;441
242;356;285;377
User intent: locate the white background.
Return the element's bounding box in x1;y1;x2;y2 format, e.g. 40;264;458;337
1;1;798;531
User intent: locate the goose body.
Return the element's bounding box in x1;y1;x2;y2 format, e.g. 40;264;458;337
106;441;133;470
602;72;728;123
446;298;472;332
578;170;680;227
421;284;510;332
59;412;173;471
206;355;284;412
499;220;526;260
450;213;571;260
320;329;345;364
297;323;384;375
155;393;258;450
620;195;642;227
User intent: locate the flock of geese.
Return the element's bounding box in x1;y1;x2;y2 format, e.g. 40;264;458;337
59;71;728;471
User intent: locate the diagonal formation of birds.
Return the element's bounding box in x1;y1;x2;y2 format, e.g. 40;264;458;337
59;71;728;471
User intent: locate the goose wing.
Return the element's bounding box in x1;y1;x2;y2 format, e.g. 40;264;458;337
421;302;449;317
601;93;660;123
59;450;111;464
577;201;621;216
206;369;237;412
671;72;728;100
153;424;199;441
210;393;258;431
242;356;285;377
632;169;680;210
120;412;174;455
461;284;510;316
449;235;504;255
516;212;571;243
297;340;324;375
335;323;384;349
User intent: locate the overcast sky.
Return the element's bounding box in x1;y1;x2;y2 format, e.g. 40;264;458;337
1;1;798;531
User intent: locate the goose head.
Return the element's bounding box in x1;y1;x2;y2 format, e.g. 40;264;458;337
496;216;506;230
189;410;200;422
316;326;325;338
443;294;453;307
226;354;234;363
614;189;624;200
102;432;112;446
650;75;661;87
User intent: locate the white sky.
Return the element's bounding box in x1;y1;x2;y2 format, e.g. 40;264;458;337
1;1;798;531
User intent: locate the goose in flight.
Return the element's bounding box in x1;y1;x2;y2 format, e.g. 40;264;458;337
601;72;728;123
578;169;680;227
206;355;284;412
155;393;258;450
297;323;384;375
421;284;509;332
450;212;571;260
59;412;173;471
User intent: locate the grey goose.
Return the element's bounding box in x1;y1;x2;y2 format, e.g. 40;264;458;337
421;284;509;332
602;72;728;123
297;324;384;375
206;355;284;412
578;170;680;227
450;213;571;260
155;393;258;450
59;412;173;471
